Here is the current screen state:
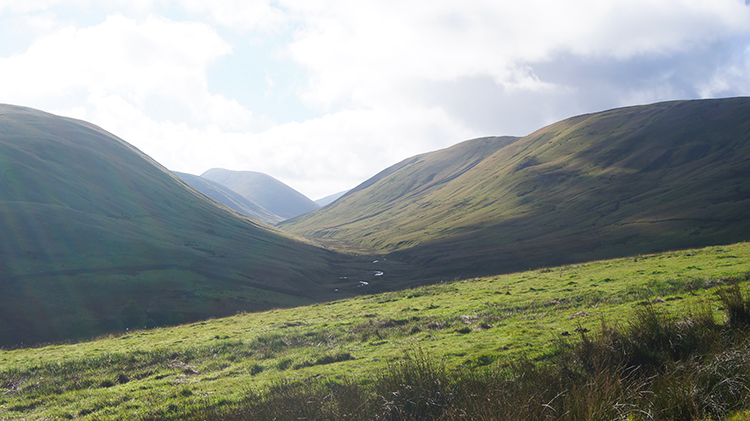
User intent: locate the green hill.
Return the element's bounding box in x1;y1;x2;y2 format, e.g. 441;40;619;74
280;98;750;279
0;105;367;347
174;171;284;225
201;168;320;221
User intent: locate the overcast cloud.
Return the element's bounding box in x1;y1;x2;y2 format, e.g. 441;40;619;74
1;0;749;199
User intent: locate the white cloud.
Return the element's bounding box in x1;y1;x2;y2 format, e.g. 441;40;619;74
1;0;749;199
696;44;750;98
8;11;61;34
0;0;164;16
0;14;262;129
282;0;750;111
68;101;473;200
178;0;287;33
161;104;477;200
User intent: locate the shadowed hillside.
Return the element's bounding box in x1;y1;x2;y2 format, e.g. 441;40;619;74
174;171;284;225
281;98;750;279
202;168;319;221
0;105;367;346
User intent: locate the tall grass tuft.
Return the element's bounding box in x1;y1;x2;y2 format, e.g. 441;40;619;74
717;282;750;328
373;348;455;420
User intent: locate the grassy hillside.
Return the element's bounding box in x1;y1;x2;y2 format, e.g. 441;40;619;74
202;168;320;220
0;105;373;347
281;98;750;279
174;171;284;225
281;135;518;251
1;242;749;420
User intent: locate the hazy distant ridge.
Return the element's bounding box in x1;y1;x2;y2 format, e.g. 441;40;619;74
315;190;349;207
174;171;284;225
202;168;319;220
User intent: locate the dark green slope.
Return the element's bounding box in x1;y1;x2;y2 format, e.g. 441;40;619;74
0;105;358;346
174;171;284;225
281;97;750;278
202;168;320;221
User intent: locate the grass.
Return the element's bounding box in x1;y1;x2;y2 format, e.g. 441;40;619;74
1;242;749;420
180;302;750;420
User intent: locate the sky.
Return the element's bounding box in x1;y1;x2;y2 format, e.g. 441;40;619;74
1;1;750;200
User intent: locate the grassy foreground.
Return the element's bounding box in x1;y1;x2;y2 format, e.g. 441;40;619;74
2;242;750;420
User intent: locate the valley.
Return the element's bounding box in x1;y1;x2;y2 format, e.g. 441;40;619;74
1;97;749;419
2;98;750;346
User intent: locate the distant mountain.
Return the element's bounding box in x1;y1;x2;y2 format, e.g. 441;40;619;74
280;97;750;279
174;171;284;225
315;190;349;207
0;105;365;346
202;168;319;220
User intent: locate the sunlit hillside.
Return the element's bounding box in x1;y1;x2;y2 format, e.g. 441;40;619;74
282;98;750;280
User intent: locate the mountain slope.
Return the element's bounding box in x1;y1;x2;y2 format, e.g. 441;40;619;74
202;168;319;220
0;105;362;346
174;171;284;225
280;135;519;250
280;97;750;278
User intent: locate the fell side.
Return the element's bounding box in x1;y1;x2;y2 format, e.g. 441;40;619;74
281;98;750;279
0;105;366;346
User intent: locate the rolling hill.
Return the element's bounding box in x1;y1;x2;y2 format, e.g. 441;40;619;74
4;97;749;346
0;105;370;346
280;97;750;279
201;168;319;220
174;171;284;225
